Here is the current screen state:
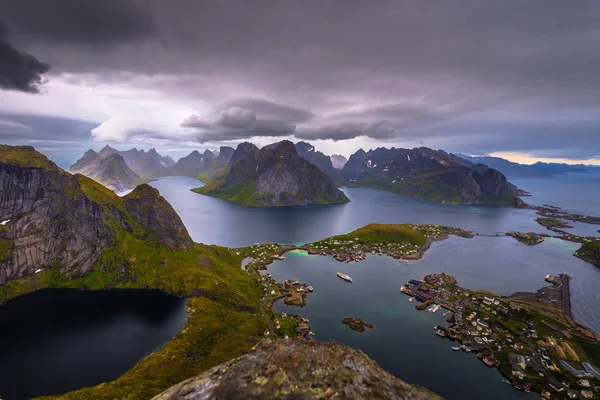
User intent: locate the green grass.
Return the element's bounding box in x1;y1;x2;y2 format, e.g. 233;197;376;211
0;145;60;172
333;223;427;246
575;241;600;266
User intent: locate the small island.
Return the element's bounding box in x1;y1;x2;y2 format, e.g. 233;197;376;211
535;217;573;233
506;231;548;245
342;317;375;332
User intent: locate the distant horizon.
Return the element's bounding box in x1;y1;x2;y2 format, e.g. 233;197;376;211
7;140;600;171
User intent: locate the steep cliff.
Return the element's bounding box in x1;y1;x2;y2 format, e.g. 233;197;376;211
342;146;525;206
195;141;349;206
295;141;338;178
0;145;191;285
154;339;441;400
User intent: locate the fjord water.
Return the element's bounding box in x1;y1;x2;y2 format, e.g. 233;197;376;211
0;289;188;400
151;175;600;333
150;175;599;247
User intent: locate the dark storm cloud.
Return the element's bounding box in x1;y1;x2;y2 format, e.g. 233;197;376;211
0;0;156;46
2;0;600;158
181;104;297;142
222;99;315;123
0;21;49;93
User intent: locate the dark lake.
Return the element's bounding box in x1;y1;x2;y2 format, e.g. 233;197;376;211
0;289;188;400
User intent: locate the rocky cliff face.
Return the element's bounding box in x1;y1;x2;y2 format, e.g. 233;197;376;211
154;339;441;400
295;141;338;177
0;145;192;285
342;146;525;206
123;184;193;249
196;141;349;206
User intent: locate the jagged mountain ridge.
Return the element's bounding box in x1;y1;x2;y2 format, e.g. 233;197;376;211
0;145;192;285
342;146;525;206
195;141;349;206
294;141;339;177
165;149;215;177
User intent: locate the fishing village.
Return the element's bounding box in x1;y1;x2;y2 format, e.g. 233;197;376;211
401;273;600;399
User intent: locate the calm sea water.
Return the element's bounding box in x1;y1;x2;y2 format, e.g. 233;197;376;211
0;289;188;400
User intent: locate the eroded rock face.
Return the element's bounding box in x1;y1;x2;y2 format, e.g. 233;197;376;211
154;339;442;400
122;184;193;249
342;146;524;206
199;141;349;206
0;160;114;284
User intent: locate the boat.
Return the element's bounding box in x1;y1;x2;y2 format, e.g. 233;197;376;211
408;297;414;302
337;272;353;282
461;345;472;352
451;346;460;351
482;357;494;367
433;326;446;337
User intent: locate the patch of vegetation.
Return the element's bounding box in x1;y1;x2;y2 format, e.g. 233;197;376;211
575;240;600;267
0;145;60;172
333;223;427;246
342;317;375;332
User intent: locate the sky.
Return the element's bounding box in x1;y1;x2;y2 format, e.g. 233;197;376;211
1;0;599;168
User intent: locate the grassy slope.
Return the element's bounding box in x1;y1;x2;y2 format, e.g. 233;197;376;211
332;223;428;246
0;173;267;400
0;145;61;172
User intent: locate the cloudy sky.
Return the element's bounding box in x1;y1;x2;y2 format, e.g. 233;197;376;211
1;0;599;167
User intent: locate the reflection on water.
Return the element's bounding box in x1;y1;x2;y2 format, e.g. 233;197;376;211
0;289;188;400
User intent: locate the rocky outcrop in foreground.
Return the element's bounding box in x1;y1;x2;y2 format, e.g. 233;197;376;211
153;339;441;400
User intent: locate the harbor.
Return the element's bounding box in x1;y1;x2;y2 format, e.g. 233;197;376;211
401;273;600;398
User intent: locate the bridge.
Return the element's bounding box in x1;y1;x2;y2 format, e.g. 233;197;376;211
470;231;508;237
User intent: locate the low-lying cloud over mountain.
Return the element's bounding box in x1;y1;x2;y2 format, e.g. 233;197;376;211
0;1;599;162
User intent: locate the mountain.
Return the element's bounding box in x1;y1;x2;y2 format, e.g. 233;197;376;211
342;147;525;206
453;154;592;178
195;140;349;206
0;145;191;285
200;146;235;179
84;153;142;192
294;141;338;178
154;339;441;400
166;149;215;177
73;145;175;179
331;154;348;169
